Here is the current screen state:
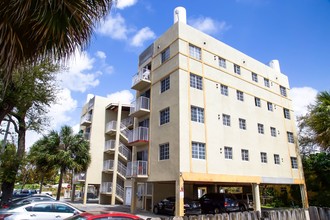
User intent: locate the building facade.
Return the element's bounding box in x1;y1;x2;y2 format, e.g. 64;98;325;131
78;7;307;216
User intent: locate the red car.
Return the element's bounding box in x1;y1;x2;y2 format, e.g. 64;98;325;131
64;211;143;220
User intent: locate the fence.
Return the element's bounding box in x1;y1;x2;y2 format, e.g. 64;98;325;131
146;207;330;220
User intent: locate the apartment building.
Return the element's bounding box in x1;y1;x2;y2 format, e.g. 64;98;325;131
128;7;307;216
77;96;133;205
77;7;307;216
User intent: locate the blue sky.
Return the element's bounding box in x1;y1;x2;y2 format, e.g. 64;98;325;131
24;0;330;146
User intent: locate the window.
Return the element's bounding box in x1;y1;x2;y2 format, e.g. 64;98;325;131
255;97;261;107
224;147;233;159
237;90;244;101
252;72;258;82
189;44;201;60
283;108;291;119
267;102;273;111
239;118;246;130
291;157;298;169
241;149;249;161
219;57;226;68
261;152;267;163
270;127;277;137
159;143;169;160
274;154;280;164
234;64;241;75
264;78;270;87
280;85;287;97
258;123;264;134
160;107;170;125
287;132;294;143
222;114;231;126
221;84;228;96
160;76;170;93
190;73;203;90
192;142;205;159
191;106;204;123
161;47;170;63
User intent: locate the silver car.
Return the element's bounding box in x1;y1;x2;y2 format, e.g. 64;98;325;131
0;201;82;220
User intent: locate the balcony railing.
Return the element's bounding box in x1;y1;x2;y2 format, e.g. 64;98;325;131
105;121;130;140
81;113;92;126
73;172;86;182
131;68;151;90
130;97;150;117
100;182;124;200
128;127;149;145
104;140;131;160
103;160;127;177
126;161;148;178
122;117;133;128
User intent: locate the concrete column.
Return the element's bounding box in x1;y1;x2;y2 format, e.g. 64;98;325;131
175;175;184;216
83;174;88;205
111;102;122;205
300;184;309;208
130;178;137;214
252;183;261;212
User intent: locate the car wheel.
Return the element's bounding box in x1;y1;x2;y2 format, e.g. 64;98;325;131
239;205;247;212
153;206;159;214
214;207;220;214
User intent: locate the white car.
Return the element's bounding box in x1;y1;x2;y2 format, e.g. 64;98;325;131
0;201;82;220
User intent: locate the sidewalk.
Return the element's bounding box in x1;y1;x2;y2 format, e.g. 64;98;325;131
64;198;166;219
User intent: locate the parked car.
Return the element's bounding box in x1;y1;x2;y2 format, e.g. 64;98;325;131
12;189;38;198
0;201;82;220
153;196;201;216
65;211;142;220
198;193;239;214
1;194;55;209
234;193;254;211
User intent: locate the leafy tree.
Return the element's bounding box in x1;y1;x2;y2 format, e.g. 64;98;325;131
0;59;59;203
298;91;330;152
302;153;330;207
35;126;91;200
0;0;113;91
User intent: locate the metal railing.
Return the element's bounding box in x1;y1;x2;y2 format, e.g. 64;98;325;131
126;161;148;177
103;160;127;177
132;68;150;87
81;113;92;123
104;140;131;160
100;182;124;200
122;117;133;127
128;127;149;143
73;172;86;182
105;121;131;140
130;96;150;115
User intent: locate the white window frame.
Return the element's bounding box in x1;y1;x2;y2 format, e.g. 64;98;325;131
221;84;228;96
222;114;231;126
280;85;287;97
159;143;169;160
191;106;204;123
161;47;170;63
264;78;270;87
189;44;201;60
239;118;247;130
255;97;261;107
270;127;277;137
160;76;170;93
287;132;294;143
241;149;249;161
160;107;170;125
274;154;280;164
237;90;244;101
267;102;273;111
258;123;264;134
190;73;203;90
224;146;233;159
291;157;298;169
252;72;258;82
192;142;205;159
283;108;291;119
219;57;226;68
261;152;267;163
234;64;241;75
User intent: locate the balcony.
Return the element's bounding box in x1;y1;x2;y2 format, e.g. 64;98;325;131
129;97;150;118
122;117;133;129
103;160;127;179
128;127;149;146
81;113;92;126
131;68;151;91
105;121;130;142
73;172;86;183
100;182;124;201
126;161;148;178
104;140;132;161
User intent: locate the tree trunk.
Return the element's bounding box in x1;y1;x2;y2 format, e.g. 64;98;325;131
39;173;45;194
0;102;14;124
56;168;65;201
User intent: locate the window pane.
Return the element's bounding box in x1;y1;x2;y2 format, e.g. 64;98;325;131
224;147;233;159
222;114;231;126
190;73;203;90
191;106;204;123
234;64;241;75
221;84;228;96
160;76;170;93
161;47;170;63
160;107;170;125
219;57;226;68
189;44;201;60
192;142;205;159
159;143;169;160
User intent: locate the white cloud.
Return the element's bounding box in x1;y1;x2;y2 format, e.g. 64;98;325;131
130;27;156;47
189;17;230;35
97;13;128;40
291;87;318;117
106;90;134;104
95;51;106;59
115;0;138;9
58;50;100;92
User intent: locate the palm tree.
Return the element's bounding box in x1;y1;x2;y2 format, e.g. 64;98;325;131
303;91;330;151
32;126;91;200
0;0;113;88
